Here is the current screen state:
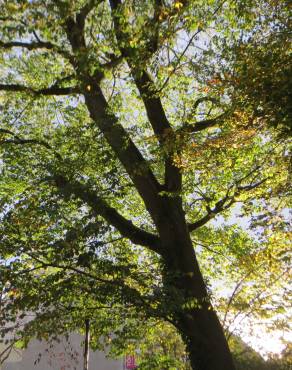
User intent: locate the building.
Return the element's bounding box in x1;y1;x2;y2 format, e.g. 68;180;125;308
0;334;123;370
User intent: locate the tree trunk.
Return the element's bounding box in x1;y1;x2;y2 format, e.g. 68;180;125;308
176;306;236;370
158;198;236;370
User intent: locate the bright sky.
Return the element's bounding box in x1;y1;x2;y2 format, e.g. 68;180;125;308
213;204;291;358
240;321;292;359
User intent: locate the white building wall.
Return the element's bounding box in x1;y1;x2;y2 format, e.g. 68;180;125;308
1;334;123;370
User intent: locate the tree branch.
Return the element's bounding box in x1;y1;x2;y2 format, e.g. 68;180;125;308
109;0;181;192
188;174;268;232
144;0;163;54
237;178;268;191
188;193;235;232
58;10;163;223
53;174;160;252
0;128;62;160
0;40;55;50
21;253;158;314
226;268;290;340
76;0;104;26
0;38;73;62
192;97;220;113
177;112;226;135
158;28;202;93
0;341;15;365
109;0;171;140
157;0;227;93
222;266;262;328
84;86;164;220
0;84;80;96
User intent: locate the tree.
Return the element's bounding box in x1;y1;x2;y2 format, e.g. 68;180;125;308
0;1;290;370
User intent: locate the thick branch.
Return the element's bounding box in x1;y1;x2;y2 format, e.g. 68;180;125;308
0;40;55;50
144;0;162;54
53;174;160;252
188;194;235;232
132;71;181;191
60;13;163;223
0;83;80;96
178;113;226;135
192;97;219;113
109;0;171;140
109;0;181;192
84;86;163;220
0;38;73;62
237;178;267;191
77;0;104;26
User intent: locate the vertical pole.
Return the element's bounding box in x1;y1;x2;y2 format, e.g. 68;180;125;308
84;319;90;370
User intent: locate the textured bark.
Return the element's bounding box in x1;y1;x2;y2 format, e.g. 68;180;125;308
62;8;235;370
158;198;236;370
179;310;236;370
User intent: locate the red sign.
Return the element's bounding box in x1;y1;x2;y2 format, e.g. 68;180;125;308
125;355;137;369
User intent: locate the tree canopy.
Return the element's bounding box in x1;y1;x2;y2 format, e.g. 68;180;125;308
0;1;291;369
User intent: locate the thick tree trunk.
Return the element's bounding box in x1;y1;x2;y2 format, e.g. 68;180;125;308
176;306;236;370
158;198;235;370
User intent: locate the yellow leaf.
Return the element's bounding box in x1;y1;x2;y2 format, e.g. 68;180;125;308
174;1;183;10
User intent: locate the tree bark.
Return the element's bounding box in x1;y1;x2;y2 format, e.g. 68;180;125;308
158;198;236;370
61;9;236;370
176;305;236;370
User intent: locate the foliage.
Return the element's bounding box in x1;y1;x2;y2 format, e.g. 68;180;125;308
216;0;292;136
0;0;290;369
118;321;191;370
